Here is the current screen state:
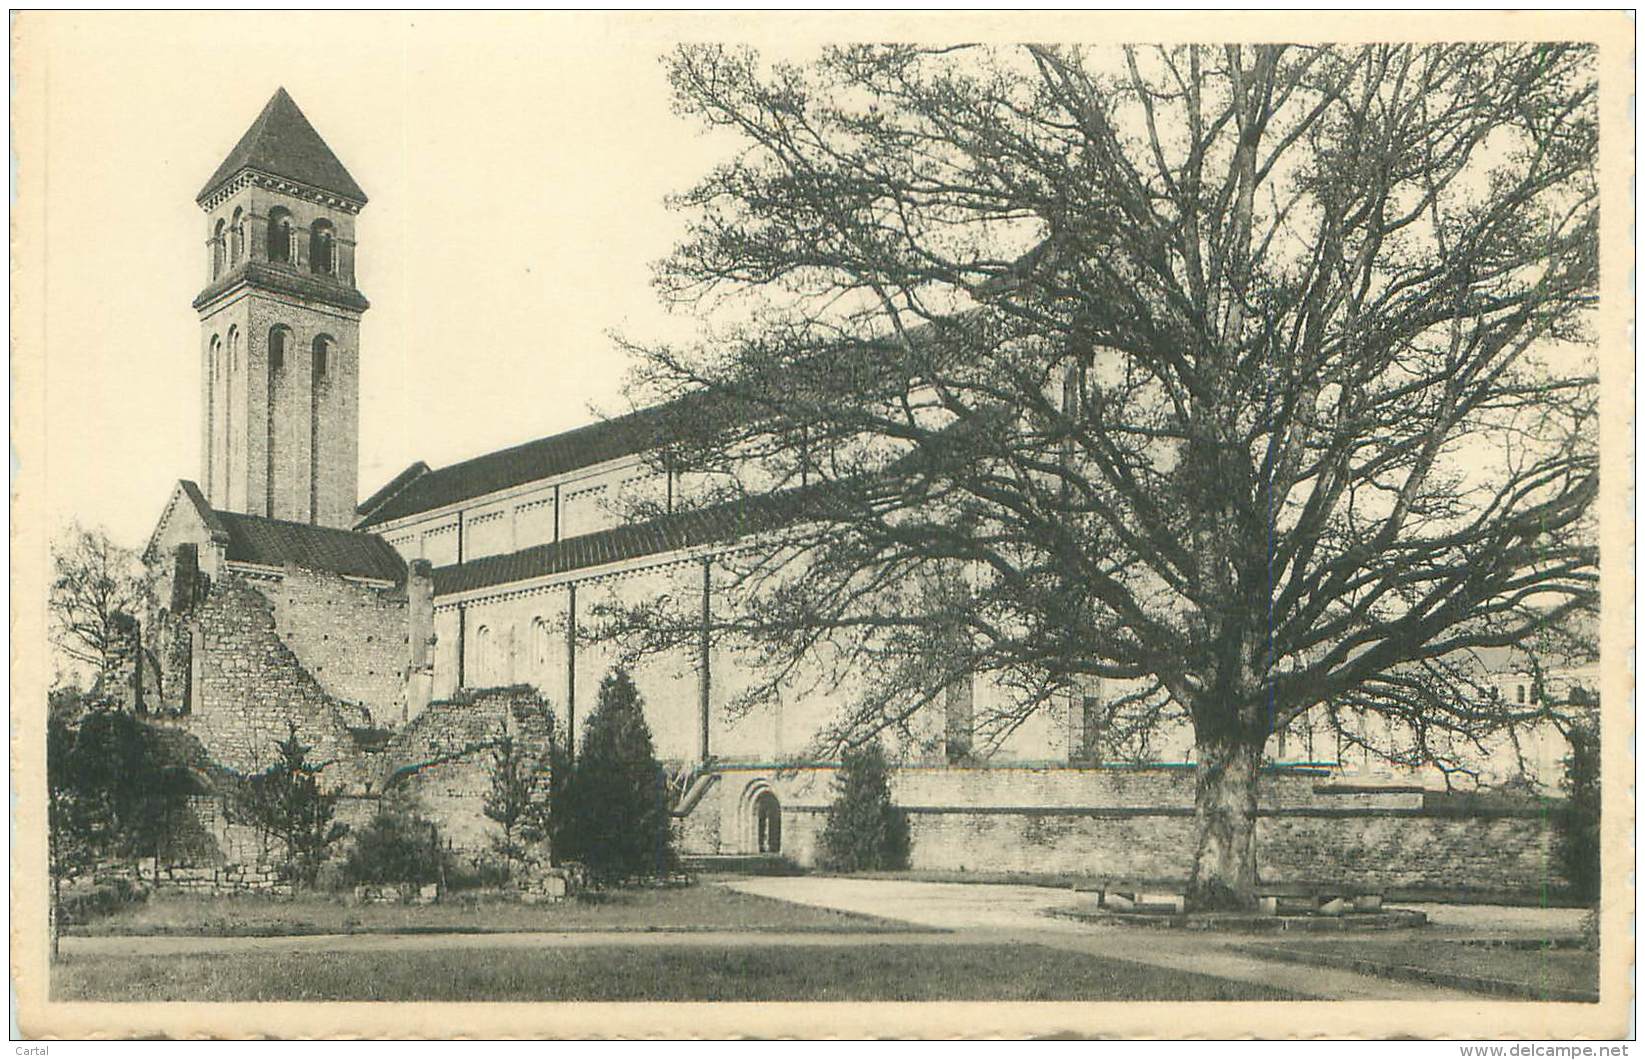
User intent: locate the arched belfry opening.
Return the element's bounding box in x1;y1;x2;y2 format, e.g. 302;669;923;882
267;207;293;264
310;218;335;276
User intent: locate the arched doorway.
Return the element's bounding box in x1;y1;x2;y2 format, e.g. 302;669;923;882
755;790;782;854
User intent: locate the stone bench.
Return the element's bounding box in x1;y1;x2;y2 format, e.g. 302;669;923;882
1095;880;1384;916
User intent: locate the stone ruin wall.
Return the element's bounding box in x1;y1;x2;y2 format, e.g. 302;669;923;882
142;687;557;892
183;572;372;773
376;686;558;856
265;565;415;728
119;543;558;888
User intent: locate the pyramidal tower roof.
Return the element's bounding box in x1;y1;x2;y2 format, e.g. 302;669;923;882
197;88;367;206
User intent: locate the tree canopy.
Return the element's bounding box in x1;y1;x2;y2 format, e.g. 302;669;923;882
614;43;1599;906
49;524;151;689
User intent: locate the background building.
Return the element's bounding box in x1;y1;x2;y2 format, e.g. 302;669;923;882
130;89;1580;894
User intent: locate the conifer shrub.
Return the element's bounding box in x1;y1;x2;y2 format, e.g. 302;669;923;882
819;742;911;872
552;668;675;882
233;723;349;888
1558;715;1600;903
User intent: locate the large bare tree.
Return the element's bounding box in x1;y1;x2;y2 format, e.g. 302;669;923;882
49;523;151;690
616;43;1598;908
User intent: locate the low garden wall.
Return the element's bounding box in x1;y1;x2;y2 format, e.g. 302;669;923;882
695;764;1569;897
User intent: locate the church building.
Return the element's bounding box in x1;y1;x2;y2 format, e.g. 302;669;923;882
134;90;1575;891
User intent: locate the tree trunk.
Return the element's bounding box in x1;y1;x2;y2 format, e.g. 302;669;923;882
1186;735;1262;911
49;874;60;963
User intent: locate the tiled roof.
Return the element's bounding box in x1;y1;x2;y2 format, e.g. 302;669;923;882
431;487;831;597
356;396;716;529
215;509;406;583
198;87;367;205
356;461;431;520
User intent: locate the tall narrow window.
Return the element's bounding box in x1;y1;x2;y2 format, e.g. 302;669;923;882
224;327;238;504
310;335;333;523
266;325;291;518
206;335;221;500
309;219;335;277
944;675;973;764
473;626;492;686
532;617;551;671
211;220;226;279
267;207;293;264
229;207;245;264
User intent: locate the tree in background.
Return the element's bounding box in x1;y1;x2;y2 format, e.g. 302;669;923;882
1558;711;1600;903
483;720;555;881
819;742;910;872
68;700;197;883
49;523;152;690
553;669;674;880
235;723;349;887
47;701;110;960
613;43;1599;908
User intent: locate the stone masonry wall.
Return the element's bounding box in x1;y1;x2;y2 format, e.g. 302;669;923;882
188;571;369;773
267;564;411;725
378;686;557;855
697;765;1569;897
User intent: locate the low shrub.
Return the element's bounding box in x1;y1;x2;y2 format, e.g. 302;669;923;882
58;875;148;925
445;856;512;892
341;801;449;887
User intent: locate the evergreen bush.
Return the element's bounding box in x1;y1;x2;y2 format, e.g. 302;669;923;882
342;795;448;887
483;721;554;881
819;742;910;872
234;723;349;888
1558;716;1600;902
552;668;674;881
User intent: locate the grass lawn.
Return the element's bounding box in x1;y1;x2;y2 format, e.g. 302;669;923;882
52;942;1304;1002
67;875;927;934
1237;936;1598;1001
67;883;920;937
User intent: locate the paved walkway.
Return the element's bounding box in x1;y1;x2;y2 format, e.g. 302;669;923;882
724;877;1534;1002
1404;902;1588;934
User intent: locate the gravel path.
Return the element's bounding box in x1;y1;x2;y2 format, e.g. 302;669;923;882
724;877;1511;1002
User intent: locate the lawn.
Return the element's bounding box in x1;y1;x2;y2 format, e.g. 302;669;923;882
1235;936;1598;1002
52;942;1305;1002
67;883;918;937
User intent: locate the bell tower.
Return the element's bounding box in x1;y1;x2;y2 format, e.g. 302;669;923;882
194;87;369;528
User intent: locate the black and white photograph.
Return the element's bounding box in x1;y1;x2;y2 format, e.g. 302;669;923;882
9;10;1632;1041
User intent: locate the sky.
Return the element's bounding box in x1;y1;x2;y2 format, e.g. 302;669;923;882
20;12;755;549
14;12;1627;565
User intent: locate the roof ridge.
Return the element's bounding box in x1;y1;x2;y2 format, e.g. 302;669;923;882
356;396;715;528
215;506;391;538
